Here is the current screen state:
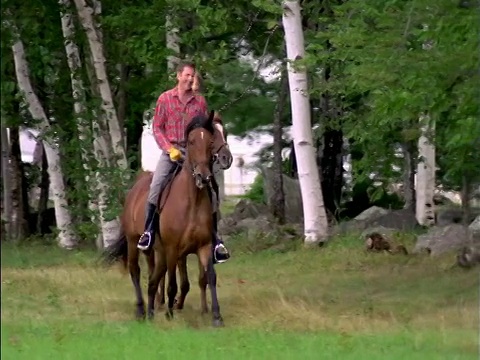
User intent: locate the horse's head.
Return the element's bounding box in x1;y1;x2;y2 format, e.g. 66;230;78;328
184;111;216;189
211;112;233;170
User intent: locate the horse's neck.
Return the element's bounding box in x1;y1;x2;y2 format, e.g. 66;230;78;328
178;168;209;207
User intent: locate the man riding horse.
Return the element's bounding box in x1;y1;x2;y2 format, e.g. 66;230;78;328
137;61;230;264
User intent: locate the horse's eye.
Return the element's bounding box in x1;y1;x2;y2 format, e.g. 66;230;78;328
189;139;195;146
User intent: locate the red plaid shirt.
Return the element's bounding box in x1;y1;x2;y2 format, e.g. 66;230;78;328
152;87;208;152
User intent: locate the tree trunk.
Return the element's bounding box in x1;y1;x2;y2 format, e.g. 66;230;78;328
9;127;29;240
1;125;13;240
166;14;181;72
36;145;49;234
415;115;436;227
321;129;343;219
461;175;471;226
73;0;128;171
115;63;128;134
401;141;416;212
282;0;329;245
12;37;77;248
271;67;288;224
61;0;121;249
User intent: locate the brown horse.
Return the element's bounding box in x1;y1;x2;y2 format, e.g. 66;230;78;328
154;111;232;310
154;112;232;310
103;111;231;327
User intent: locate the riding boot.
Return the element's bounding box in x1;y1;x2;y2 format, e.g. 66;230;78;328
137;202;158;251
212;212;230;264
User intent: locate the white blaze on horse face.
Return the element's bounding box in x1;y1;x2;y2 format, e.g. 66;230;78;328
214;123;226;142
200;130;204;140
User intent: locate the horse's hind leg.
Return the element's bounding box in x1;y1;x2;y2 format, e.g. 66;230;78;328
198;245;224;327
175;256;190;310
127;238;145;320
156;275;165;309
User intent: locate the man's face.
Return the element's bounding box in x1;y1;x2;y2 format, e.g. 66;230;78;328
176;66;195;91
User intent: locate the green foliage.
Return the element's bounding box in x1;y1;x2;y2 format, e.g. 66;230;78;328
2;0;478;241
307;0;480;192
241;174;265;203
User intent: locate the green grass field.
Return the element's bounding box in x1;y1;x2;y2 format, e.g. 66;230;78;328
1;230;478;359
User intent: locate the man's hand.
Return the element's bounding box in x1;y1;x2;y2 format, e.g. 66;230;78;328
168;147;182;161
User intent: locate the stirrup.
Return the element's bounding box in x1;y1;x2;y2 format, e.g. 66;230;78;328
214;243;230;264
137;232;152;251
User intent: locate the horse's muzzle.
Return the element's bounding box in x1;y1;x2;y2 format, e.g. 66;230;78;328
215;153;233;170
195;173;211;189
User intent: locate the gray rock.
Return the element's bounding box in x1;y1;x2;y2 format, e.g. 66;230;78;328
369;208;420;231
468;215;480;239
457;244;480;268
262;167;303;224
413;224;475;255
361;226;398;239
436;208;480;226
354;206;390;222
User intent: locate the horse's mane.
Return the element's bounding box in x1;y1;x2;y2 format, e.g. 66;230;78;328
185;112;215;139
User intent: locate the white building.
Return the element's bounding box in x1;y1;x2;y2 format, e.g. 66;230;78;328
141;123;279;195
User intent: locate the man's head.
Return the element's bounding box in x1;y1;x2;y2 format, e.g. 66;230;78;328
176;61;196;92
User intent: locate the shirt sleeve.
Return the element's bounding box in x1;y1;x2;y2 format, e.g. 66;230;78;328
152;94;173;152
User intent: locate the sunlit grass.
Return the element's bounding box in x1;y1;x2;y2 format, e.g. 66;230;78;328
1;232;478;359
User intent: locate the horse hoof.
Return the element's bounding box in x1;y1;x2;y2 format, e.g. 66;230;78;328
165;309;174;320
147;310;154;321
136;306;146;321
212;318;224;327
173;302;184;311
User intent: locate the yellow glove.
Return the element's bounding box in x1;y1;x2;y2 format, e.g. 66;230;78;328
168;147;182;161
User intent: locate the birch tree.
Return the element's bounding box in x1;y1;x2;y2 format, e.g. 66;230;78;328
1;124;13;240
73;0;127;171
416;115;435;226
282;0;328;245
12;35;77;248
59;0;121;248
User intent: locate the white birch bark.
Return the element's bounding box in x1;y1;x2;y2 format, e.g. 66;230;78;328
73;0;127;171
282;0;328;245
60;0;120;248
166;15;180;72
1;124;12;239
12;38;77;248
416;114;436;226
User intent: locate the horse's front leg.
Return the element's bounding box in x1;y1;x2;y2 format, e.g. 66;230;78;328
146;251;165;309
146;246;167;320
198;245;224;327
197;257;208;315
175;256;190;310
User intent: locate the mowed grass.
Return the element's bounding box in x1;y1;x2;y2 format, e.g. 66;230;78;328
1;231;478;360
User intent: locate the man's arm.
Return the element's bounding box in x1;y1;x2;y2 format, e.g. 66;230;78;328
152;94;173;153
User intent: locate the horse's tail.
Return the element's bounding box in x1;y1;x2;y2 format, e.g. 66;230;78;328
100;229;128;271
